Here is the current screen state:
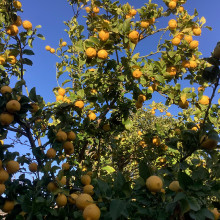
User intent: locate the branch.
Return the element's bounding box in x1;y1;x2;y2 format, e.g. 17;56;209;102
7;126;27;136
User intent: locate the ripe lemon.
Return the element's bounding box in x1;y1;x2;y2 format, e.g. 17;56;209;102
93;6;100;13
167;66;177;76
0;170;9;183
97;49;108;59
56;194;67;207
83;204;101;220
140;21;150;29
146;175;163;192
152;136;161;146
8;55;17;64
46;148;56;159
129;30;139;42
166;112;171;116
13;0;22;9
2;200;15;213
210;208;220;220
75;100;84;108
178;100;189;109
56;95;63;102
50;48;55;54
56;176;66;185
168;19;177;30
0;56;5;65
88;112;96;120
172;37;181;46
85;7;90;13
199;95;209;105
76;193;94;210
6;25;19;36
179;6;184;12
135;101;143;109
0;184;6;195
168;1;177;10
138;94;146;102
176;32;184;40
61;41;67;47
30;103;39;113
83;185;94;195
63;141;74;154
86;48;97;58
81;174;91;185
193;27;201;36
201;139;218;150
56;130;67;142
132;69;142;79
6;100;21;113
98;30;109;41
129;9;137;16
6;161;19;174
182;60;190;68
0;113;14;126
103;124;110;131
198;86;205;92
184;35;193;43
47;182;58;192
86;171;93;177
67;131;76;141
45;45;51;51
68;193;78;204
58;88;66;96
189;60;197;69
0;86;12;94
62;163;70;170
14;16;22;26
189;40;199;49
22;20;32;30
169;181;180;192
29;163;38;172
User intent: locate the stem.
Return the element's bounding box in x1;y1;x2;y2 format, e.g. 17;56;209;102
15;36;24;80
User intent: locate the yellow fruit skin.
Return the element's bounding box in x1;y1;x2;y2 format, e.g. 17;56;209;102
67;131;76;141
0;86;12;94
83;204;101;220
152;137;161;146
141;21;150;28
83;185;94;195
3;200;15;213
47;182;58;192
50;48;55;54
132;70;142;79
56;130;67;142
0;184;6;195
6;100;21;113
63;141;74;154
75;100;84;108
129;31;139;42
146;176;163;192
168;19;177;30
6;161;19;174
58;88;65;96
14;16;22;26
22;20;32;30
88;112;96;120
168;1;177;10
201;139;218;150
0;170;9;183
45;45;51;51
6;25;19;36
13;1;22;9
56;194;67;207
46;148;56;159
169;181;180;192
29;163;38;172
97;50;108;59
62;163;70;170
103;124;110;131
178;100;189;109
76;193;94;210
98;30;109;41
68;193;78;204
199;95;209;105
81;175;91;185
86;48;97;58
56;176;66;185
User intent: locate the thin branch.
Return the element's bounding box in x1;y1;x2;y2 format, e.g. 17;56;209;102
7;126;27;136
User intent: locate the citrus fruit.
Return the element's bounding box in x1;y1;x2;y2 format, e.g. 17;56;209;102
56;194;67;207
46;148;56;159
81;174;91;185
68;193;78;204
83;185;94;195
176;32;184;40
83;204;101;220
0;86;12;94
0;170;9;183
129;30;139;42
45;45;51;51
50;48;55;54
13;0;22;9
146;175;163;192
132;69;142;78
6;25;19;36
140;21;150;29
29;163;38;172
198;86;205;92
56;130;67;142
30;103;39;113
189;60;197;69
189;40;199;49
6;161;19;174
138;94;146;102
97;49;108;59
210;208;220;220
8;55;17;64
168;19;177;30
184;35;193;43
199;95;209;105
168;1;177;10
62;163;70;170
88;112;96;120
129;9;137;16
178;100;189;109
14;16;22;26
6;100;21;113
58;88;66;96
0;56;5;65
98;30;109;41
135;101;143;109
85;7;90;13
93;6;100;13
193;27;201;36
61;41;67;47
86;171;93;176
169;181;180;192
2;200;15;213
179;6;184;12
0;184;6;195
167;66;177;76
76;193;94;210
182;60;190;68
172;37;181;46
47;182;58;192
22;20;32;30
63;141;74;154
86;47;97;59
56;176;66;185
67;131;76;141
148;17;156;25
152;136;161;146
166;112;171;116
0;113;14;126
56;95;63;102
201;138;218;150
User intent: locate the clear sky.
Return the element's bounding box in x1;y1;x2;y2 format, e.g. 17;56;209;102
14;0;220;105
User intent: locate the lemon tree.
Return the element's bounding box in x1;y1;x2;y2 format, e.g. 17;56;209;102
0;0;219;219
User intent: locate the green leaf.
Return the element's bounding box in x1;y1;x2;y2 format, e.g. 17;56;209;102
122;18;131;32
178;172;193;190
23;58;33;66
101;165;115;173
77;89;84;99
122;118;133;130
29;87;37;102
179;199;190;215
37;34;45;40
109;199;126;220
23;49;35;55
187;197;200;211
139;160;152;180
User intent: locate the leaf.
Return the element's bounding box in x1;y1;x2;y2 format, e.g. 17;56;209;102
200;16;206;25
35;25;42;29
122;18;131;32
28;38;33;48
102;165;115;173
122;118;133;130
179;199;190;215
23;58;33;66
37;34;45;40
23;49;35;55
187;197;200;211
77;89;84;99
139;160;152;180
174;192;186;202
109;199;126;220
178;172;193;190
29;87;37;102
